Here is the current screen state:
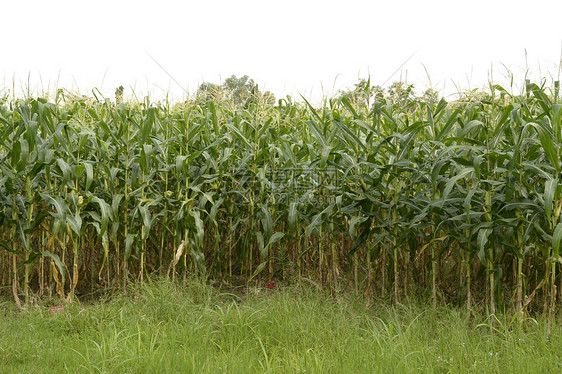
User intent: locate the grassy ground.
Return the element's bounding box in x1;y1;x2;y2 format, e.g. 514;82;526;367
1;280;561;373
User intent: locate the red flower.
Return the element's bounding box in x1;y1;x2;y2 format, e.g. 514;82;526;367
266;280;275;289
49;306;64;314
10;255;17;262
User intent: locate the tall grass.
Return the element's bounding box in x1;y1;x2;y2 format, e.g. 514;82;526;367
0;81;561;324
1;279;562;373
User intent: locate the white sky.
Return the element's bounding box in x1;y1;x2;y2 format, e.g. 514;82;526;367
1;0;561;103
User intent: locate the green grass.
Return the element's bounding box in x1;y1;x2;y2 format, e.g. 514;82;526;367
1;279;561;373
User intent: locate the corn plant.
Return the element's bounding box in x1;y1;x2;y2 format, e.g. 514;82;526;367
1;81;561;325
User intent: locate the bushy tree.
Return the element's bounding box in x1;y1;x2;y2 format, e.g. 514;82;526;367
222;75;258;105
195;75;275;106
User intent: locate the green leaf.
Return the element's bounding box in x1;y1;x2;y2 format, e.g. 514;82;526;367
267;232;285;247
340;96;358;117
225;123;252;149
552;222;562;258
189;210;204;247
251;261;268;279
477;228;493;264
91;196;113;234
0;241;17;253
443;167;474;200
349;216;368;238
530;121;559;173
98;232;110;277
66;211;83;235
544;178;558;222
41;194;68;221
41;251;66;279
141;107;155;143
306;120;328;148
17;139;29;171
140;144;153;173
56;158;72;184
84;162;93;191
125;234;136;260
260;205;273;238
175;155;187;173
305;204;334;237
288;202;298;231
256;231;265;256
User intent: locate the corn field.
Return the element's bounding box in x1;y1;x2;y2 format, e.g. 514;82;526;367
1;82;561;322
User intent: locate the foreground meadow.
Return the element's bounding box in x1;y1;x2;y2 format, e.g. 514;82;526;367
1;279;561;374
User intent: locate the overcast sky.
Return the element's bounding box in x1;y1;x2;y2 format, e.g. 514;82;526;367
1;0;561;103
